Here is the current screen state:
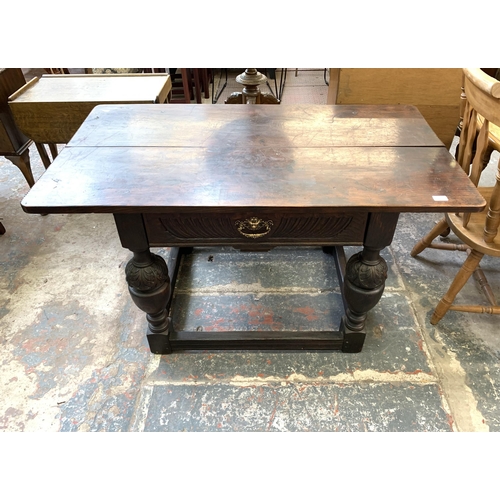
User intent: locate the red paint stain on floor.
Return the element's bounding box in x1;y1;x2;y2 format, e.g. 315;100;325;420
21;337;69;354
293;306;319;321
200;303;285;330
248;304;282;328
204;318;228;332
231;304;284;330
447;413;454;430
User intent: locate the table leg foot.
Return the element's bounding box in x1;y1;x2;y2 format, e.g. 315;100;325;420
340;317;366;352
147;316;173;354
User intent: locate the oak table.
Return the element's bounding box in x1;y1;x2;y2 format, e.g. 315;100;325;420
8;73;172;167
21;104;486;354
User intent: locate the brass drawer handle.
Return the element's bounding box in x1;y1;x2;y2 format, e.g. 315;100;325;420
235;217;273;238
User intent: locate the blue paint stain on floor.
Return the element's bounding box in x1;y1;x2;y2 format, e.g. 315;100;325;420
59;362;145;432
144;382;452;432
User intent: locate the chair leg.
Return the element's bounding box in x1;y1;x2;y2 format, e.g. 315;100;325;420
181;69;193;102
431;248;484;324
0;220;5;235
202;69;210;99
192;69;202;104
472;265;497;306
410;217;449;257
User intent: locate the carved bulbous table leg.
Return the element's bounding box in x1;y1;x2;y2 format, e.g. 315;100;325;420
341;245;388;352
125;249;172;354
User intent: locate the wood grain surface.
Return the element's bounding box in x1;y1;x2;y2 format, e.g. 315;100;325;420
21;104;486;214
9;75;172;144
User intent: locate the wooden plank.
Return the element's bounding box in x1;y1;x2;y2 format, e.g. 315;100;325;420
169;329;345;351
336;69;462;106
327;68;340;105
68;103;444;148
21;145;485;214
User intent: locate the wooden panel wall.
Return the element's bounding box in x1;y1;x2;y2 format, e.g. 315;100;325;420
327;68;463;148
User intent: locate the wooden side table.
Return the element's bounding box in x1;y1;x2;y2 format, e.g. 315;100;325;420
1;68;37;187
8;73;172;166
21;104;486;353
1;68;44;235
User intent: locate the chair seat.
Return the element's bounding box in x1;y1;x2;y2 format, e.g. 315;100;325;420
447;187;500;257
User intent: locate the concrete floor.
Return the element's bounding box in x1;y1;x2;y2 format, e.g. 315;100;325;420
1;69;500;432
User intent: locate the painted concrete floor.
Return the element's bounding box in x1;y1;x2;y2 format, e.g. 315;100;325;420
1;69;500;433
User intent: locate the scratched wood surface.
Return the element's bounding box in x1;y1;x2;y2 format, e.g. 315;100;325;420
68;103;443;148
21;104;486;214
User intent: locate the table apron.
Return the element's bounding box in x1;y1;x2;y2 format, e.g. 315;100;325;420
143;211;369;248
114;211;400;249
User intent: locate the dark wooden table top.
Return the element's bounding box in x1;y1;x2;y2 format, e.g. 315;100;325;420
21;104;486;214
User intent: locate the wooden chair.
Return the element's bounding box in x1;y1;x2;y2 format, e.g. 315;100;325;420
410;68;500;324
454;68;500;165
476;71;500;165
168;69;210;103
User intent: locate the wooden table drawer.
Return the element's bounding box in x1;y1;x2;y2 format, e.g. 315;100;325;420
144;211;368;247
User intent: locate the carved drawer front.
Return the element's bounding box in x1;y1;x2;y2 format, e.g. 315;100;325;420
144;212;368;246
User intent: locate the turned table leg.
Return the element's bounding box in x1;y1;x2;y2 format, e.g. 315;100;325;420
340;212;399;352
114;213;173;354
340;245;388;352
125;249;172;353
